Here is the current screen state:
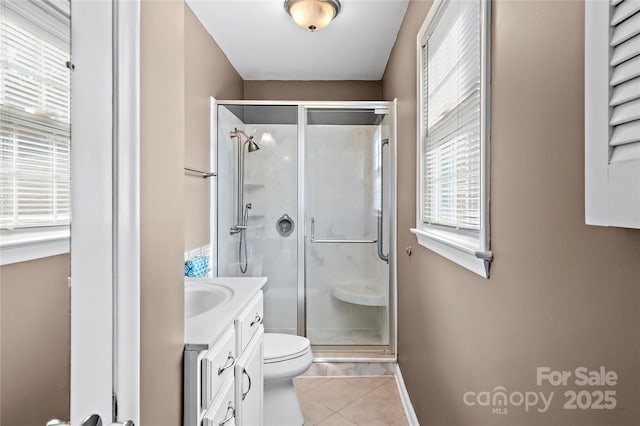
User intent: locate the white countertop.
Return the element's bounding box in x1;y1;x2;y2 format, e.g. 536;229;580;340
184;276;267;351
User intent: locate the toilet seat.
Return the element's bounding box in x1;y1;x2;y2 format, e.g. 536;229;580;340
264;333;311;364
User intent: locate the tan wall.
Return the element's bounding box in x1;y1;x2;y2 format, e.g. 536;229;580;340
244;80;382;101
140;0;185;424
0;255;70;426
184;5;243;251
383;1;640;425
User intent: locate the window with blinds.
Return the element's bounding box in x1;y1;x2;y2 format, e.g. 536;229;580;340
421;0;482;232
0;0;71;229
413;0;491;277
609;0;640;164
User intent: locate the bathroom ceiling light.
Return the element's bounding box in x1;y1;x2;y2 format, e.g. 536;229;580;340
284;0;341;32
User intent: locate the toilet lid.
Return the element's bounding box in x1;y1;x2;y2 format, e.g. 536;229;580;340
264;333;311;363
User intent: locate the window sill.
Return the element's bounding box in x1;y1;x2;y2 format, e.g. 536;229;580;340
0;227;70;265
410;227;491;278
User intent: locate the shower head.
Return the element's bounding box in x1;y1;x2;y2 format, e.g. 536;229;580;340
247;137;260;152
231;128;260;152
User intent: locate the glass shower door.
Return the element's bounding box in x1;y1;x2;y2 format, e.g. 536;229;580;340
305;108;391;347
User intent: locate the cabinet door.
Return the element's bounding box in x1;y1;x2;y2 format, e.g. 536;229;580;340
235;326;264;426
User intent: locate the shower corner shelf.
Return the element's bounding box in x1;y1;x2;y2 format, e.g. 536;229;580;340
331;279;386;307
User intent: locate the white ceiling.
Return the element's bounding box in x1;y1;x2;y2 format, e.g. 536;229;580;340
186;0;409;80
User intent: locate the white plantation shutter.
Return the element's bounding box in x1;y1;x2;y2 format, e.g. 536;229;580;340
0;0;71;229
422;0;481;231
586;0;640;228
609;0;640;164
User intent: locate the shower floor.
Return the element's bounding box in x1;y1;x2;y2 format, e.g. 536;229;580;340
306;328;385;346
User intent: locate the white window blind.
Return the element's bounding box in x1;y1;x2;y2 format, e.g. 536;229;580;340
0;0;71;229
422;0;481;232
413;0;491;277
609;0;640;164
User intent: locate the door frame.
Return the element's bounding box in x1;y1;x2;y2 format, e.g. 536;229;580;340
70;0;140;424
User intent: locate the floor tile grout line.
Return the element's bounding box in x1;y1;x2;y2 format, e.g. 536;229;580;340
335;386;408;425
312;407;337;426
337;391;403;415
298;377;405;426
339;376;394;399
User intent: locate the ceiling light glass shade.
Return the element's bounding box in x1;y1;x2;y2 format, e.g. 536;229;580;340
284;0;341;32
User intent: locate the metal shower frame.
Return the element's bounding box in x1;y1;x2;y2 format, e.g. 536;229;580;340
211;99;399;361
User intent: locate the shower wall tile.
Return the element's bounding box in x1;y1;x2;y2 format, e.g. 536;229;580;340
244;124;299;333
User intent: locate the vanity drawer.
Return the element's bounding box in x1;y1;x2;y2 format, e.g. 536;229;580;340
235;293;263;355
202;376;235;426
201;327;236;410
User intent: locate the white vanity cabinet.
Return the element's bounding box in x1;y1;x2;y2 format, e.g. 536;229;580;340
184;284;265;426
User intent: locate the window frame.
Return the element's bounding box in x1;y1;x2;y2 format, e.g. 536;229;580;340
0;0;72;265
411;0;492;278
0;225;70;265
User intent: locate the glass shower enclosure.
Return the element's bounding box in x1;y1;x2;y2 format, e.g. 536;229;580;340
214;101;396;358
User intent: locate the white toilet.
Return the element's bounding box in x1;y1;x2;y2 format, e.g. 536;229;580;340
263;333;313;426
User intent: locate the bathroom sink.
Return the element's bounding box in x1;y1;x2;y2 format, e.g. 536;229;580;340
185;284;234;318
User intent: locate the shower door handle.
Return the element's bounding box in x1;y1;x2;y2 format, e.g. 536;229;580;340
377;139;389;263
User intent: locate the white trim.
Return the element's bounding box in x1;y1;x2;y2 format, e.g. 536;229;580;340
411;228;489;278
0;227;70;265
113;0;141;424
394;364;420;426
585;0;612;226
70;0;114;422
70;1;141;424
414;0;492;277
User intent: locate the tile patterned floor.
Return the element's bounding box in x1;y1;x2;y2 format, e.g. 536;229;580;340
294;376;409;426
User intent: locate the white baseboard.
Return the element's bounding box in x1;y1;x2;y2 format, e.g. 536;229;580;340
394;363;419;425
